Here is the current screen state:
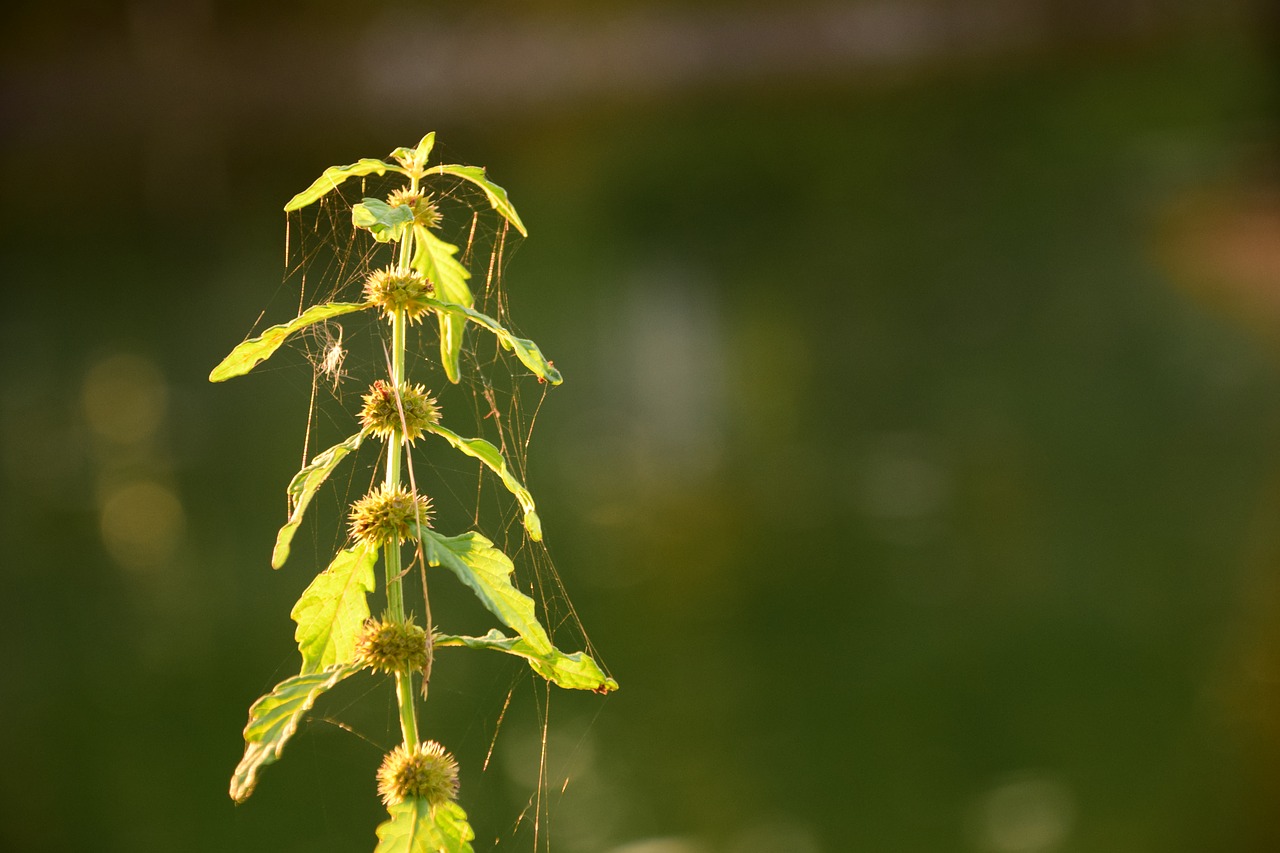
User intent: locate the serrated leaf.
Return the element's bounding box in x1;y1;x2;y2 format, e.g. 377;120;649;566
284;158;403;211
411;225;472;384
230;664;357;803
374;799;474;853
209;301;369;382
424;298;562;385
353;197;415;243
273;432;365;568
424;424;541;540
291;544;377;674
431;164;528;237
414;527;552;655
436;629;617;693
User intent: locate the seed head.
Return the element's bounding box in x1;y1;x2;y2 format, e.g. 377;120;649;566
363;266;434;323
387;188;442;230
348;484;432;546
359;380;440;443
377;741;460;807
354;617;428;674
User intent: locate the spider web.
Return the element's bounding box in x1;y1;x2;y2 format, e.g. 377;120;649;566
243;163;610;851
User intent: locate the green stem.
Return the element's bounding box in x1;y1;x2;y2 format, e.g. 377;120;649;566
384;308;407;621
384;300;419;745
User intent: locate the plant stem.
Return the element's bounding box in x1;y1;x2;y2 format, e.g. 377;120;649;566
384;302;419;746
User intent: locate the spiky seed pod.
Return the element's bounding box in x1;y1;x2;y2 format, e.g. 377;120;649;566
348;484;432;545
354;617;429;674
363;267;434;324
359;380;441;443
377;741;460;807
387;188;442;230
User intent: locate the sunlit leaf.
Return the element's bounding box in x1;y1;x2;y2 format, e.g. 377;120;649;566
431;164;528;237
291;544;377;674
414;527;552;655
436;629;617;693
411;225;472;384
424;424;541;540
374;799;474;853
284;158;403;212
389;132;437;175
353;197;415;243
424;298;562;385
431;802;475;853
230;663;358;803
209;301;369;382
273;432;365;568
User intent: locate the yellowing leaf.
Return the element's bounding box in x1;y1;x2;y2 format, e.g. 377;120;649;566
436;629;616;693
374;799;474;853
273;433;364;568
291;544;377;674
285;158;403;211
209;302;368;382
424;425;541;540
416;527;552;656
230;664;357;803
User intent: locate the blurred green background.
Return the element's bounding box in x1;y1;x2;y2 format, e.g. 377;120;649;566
6;1;1280;851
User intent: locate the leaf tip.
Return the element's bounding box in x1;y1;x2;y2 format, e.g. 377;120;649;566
209;357;238;383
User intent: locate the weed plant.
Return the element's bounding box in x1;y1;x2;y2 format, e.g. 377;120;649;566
211;134;615;851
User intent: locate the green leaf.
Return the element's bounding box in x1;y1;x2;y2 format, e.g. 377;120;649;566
424;298;562;385
230;663;358;803
414;527;552;655
436;629;617;693
209;301;369;382
273;432;365;568
291;544;377;674
431;164;528;237
411;225;472;384
424;424;541;541
353;197;415;243
284;158;403;212
374;800;474;853
390;132;437;175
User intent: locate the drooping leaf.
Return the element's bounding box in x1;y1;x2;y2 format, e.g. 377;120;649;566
436;629;617;693
291;544;377;674
411;225;472;384
414;527;552;655
431;164;528;237
209;301;369;382
273;432;365;568
374;799;474;853
389;133;437;175
424;424;541;540
424;298;562;385
230;663;358;803
284;158;403;212
353;197;416;243
412;227;472;299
